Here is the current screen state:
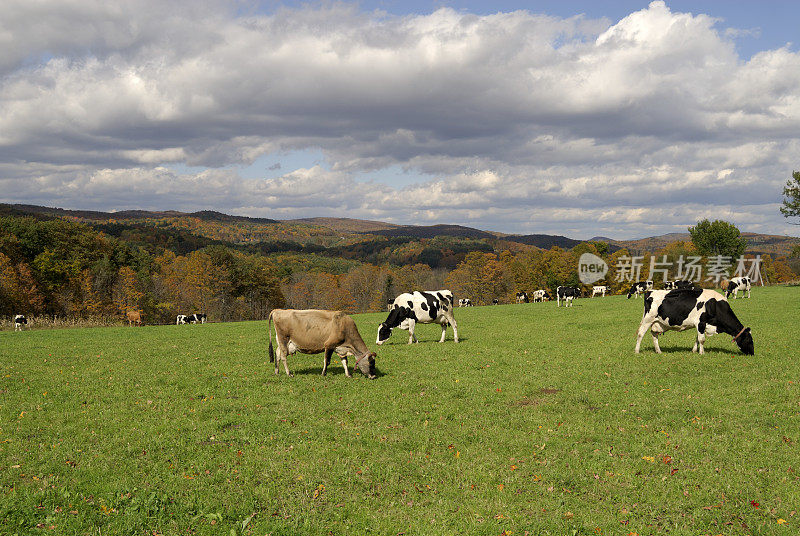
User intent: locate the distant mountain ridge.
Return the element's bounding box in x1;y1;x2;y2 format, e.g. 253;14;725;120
0;204;279;224
1;203;796;256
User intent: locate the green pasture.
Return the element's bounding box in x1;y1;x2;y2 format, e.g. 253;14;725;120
1;287;799;535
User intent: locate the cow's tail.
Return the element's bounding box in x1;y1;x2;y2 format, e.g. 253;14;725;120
267;311;275;363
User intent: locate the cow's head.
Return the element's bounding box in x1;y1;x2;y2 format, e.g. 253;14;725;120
734;327;754;355
356;351;377;379
376;323;392;345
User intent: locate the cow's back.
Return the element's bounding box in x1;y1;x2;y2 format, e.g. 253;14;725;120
272;309;344;352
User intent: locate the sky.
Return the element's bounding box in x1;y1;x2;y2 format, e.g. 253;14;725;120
1;1;799;240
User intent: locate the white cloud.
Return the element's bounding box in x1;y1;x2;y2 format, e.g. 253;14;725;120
0;0;799;238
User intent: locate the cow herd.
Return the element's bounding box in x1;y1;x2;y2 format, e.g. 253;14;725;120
8;276;757;378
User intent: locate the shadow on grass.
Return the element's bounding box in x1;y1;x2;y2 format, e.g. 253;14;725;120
290;366;387;379
379;337;467;345
639;345;740;355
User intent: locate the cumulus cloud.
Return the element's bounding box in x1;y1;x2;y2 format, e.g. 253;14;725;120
1;0;799;238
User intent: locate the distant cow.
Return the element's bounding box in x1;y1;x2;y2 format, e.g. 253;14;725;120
592;285;607;297
14;315;27;331
387;299;394;312
725;276;752;299
492;299;499;305
665;280;694;290
126;310;142;326
635;289;754;355
176;315;188;325
268;309;377;378
187;313;207;324
379;290;458;344
556;286;580;307
627;281;650;299
459;298;473;307
532;290;550;302
516;292;529;303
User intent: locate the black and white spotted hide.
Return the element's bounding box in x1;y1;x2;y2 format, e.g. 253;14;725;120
14;315;27;331
378;290;459;344
635;289;754;355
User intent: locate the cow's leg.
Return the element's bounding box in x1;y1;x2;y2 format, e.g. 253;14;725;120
322;348;333;376
635;320;653;353
275;332;292;376
650;325;663;354
445;312;459;343
439;321;447;343
341;356;351;377
695;332;706;354
406;319;417;344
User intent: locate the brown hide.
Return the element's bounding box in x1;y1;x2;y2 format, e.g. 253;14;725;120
270;309;369;356
126;310;142;326
268;309;376;377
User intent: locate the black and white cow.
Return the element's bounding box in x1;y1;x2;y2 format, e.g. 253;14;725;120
556;286;580;307
627;281;650;298
187;313;207;324
591;285;607;297
14;315;27;331
176;315;188;325
664;280;694;290
516;292;529;303
492;299;499;305
459;299;473;307
378;290;458;344
635;289;754;355
532;290;550;302
387;299;394;312
725;276;752;299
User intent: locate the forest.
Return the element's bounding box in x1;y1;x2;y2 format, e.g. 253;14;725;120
0;208;797;326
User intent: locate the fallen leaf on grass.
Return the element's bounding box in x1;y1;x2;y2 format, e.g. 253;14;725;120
751;501;760;508
778;519;787;525
563;511;574;520
641;456;655;463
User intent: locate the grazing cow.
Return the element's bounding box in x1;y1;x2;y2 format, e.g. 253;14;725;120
556;286;580;307
187;313;207;324
592;285;607;297
14;315;27;331
516;292;529;303
176;315;188;325
459;298;473;307
126;310;142;326
492;299;499;305
627;281;650;298
664;280;694;290
725;276;752;299
532;290;550;302
379;290;459;344
635;289;754;355
268;309;377;378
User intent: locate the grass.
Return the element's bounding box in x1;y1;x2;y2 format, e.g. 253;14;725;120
1;286;799;535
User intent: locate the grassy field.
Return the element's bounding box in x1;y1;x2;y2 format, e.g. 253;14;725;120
1;287;799;535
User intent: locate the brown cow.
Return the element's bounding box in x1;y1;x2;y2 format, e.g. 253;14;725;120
268;309;377;378
126;310;142;326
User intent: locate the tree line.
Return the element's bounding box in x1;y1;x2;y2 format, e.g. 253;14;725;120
1;215;797;324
